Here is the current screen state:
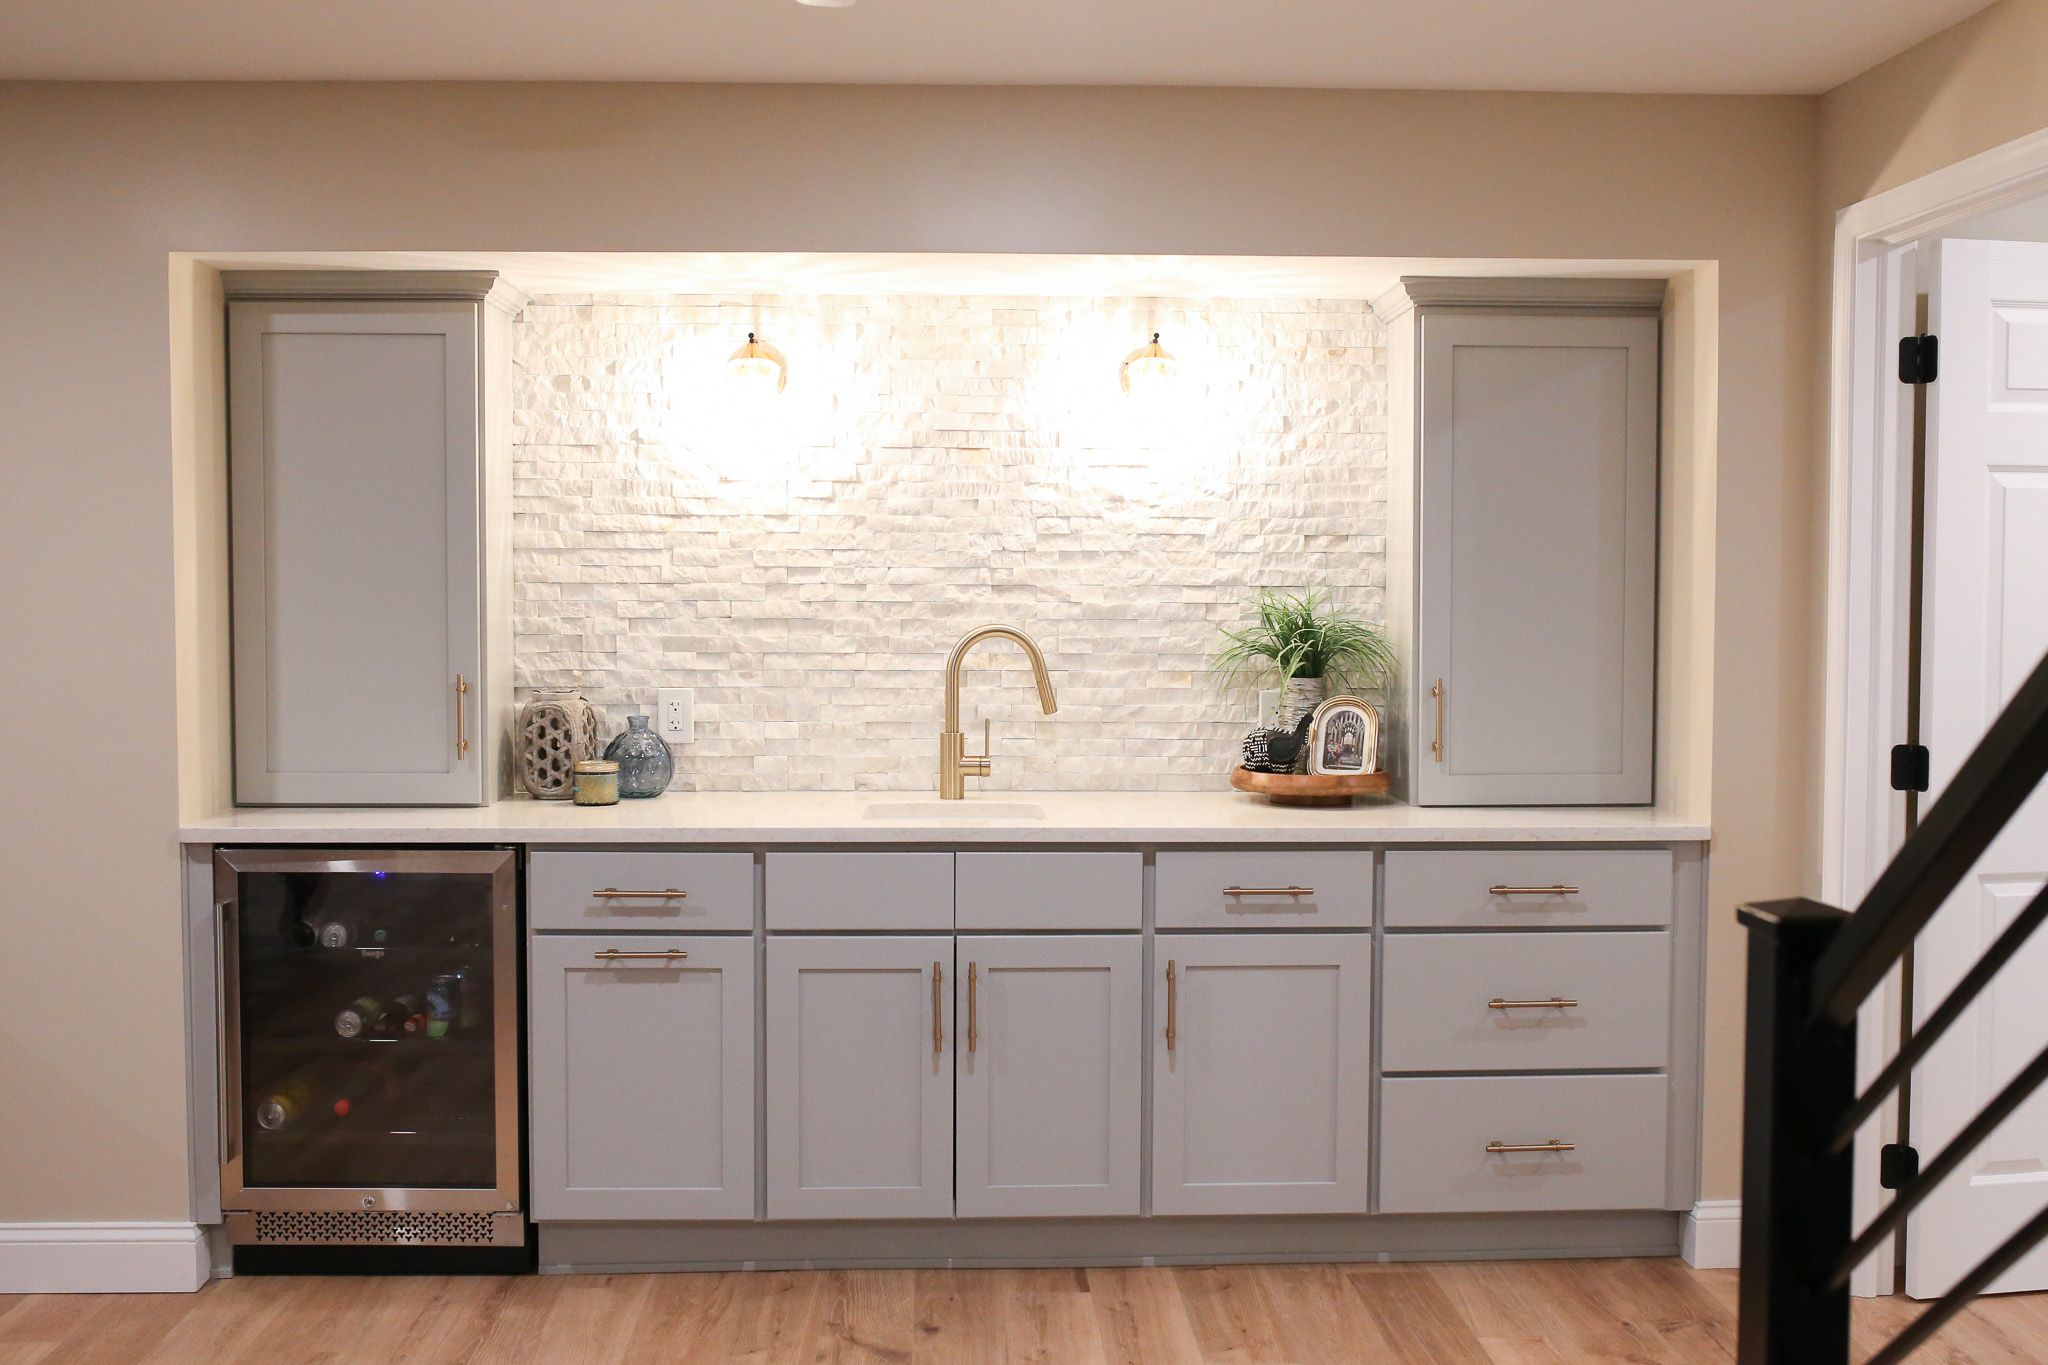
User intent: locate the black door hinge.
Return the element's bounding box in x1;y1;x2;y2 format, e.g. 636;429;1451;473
1899;334;1939;384
1881;1142;1920;1190
1891;744;1930;793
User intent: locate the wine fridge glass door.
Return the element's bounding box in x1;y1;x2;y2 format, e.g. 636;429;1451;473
217;848;517;1210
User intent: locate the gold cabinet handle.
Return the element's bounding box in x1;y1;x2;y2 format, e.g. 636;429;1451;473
455;674;471;759
967;961;978;1055
1165;959;1178;1052
1489;885;1581;897
593;888;688;900
933;961;944;1055
592;949;688;962
1430;678;1444;762
1486;1140;1577;1154
1223;886;1315;898
1489;997;1580;1010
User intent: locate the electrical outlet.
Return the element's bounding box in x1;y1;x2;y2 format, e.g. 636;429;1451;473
1258;689;1280;725
656;689;693;744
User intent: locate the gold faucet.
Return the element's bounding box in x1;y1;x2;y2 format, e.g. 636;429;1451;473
938;625;1058;799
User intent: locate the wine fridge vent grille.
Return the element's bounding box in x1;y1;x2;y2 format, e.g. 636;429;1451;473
250;1209;500;1246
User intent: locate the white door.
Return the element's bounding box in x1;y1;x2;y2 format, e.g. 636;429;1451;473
766;936;953;1220
956;935;1142;1218
228;300;484;805
1151;932;1371;1215
528;935;755;1221
1907;238;2048;1297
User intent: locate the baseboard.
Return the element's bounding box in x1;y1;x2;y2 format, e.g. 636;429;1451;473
1681;1200;1740;1270
0;1222;211;1293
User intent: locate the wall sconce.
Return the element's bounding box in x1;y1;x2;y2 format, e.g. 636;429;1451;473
727;332;788;399
1120;332;1177;397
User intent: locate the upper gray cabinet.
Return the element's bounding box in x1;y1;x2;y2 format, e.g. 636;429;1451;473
225;272;523;805
1379;278;1663;807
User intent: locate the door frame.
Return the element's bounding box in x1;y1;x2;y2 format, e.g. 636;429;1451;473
1823;123;2048;1297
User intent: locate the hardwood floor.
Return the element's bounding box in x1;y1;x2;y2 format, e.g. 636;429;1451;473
5;1259;2048;1363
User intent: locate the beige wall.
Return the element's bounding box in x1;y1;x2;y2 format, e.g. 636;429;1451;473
1822;0;2048;208
0;81;1822;1221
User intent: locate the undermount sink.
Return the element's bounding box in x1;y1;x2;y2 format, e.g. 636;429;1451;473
861;800;1047;821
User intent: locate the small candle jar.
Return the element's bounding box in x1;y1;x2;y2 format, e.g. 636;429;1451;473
572;759;620;807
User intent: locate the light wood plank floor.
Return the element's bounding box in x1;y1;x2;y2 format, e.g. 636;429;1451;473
5;1259;2048;1363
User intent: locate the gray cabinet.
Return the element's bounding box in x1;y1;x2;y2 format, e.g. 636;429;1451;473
1379;278;1662;806
529;934;755;1221
1151;932;1372;1215
956;935;1142;1218
766;935;954;1219
225;272;522;805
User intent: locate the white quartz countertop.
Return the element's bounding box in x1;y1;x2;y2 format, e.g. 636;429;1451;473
179;791;1708;846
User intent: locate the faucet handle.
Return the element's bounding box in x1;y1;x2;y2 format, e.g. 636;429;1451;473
963;716;993;776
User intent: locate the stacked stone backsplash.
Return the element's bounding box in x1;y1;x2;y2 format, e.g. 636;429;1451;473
512;292;1386;791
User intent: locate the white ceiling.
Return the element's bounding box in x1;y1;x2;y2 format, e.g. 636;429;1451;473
0;0;1994;94
197;251;1695;301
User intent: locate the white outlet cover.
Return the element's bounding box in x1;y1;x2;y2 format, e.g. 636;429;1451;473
656;688;693;744
1257;689;1280;725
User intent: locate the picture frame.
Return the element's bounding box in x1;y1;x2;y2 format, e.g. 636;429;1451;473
1307;695;1380;776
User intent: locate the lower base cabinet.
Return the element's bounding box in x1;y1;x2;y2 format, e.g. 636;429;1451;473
956;935;1142;1218
529;934;755;1221
767;935;954;1219
1151;932;1372;1215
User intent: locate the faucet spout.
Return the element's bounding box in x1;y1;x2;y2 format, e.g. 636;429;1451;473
938;625;1058;798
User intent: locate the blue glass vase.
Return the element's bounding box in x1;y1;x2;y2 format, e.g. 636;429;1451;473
603;716;675;799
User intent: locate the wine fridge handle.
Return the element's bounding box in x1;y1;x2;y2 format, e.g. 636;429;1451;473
216;898;242;1165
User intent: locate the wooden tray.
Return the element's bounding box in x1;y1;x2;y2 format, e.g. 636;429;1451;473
1230;766;1392;808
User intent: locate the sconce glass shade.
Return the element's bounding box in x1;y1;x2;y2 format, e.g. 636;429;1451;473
1120;332;1177;396
727;332;788;398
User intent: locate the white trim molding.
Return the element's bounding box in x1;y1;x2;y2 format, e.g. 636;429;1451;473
0;1222;210;1293
1681;1200;1741;1270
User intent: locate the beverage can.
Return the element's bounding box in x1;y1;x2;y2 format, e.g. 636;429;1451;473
426;974;459;1034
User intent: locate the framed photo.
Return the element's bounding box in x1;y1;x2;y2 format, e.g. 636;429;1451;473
1307;696;1380;776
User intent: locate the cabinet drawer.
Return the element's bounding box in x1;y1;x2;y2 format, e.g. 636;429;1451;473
766;852;953;931
1156;851;1372;929
957;853;1141;931
1383;848;1672;928
1379;1075;1671;1213
529;851;753;932
1381;933;1671;1072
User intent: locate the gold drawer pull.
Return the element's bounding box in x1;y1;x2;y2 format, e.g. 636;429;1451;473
1430;678;1444;762
1488;884;1580;897
1223;886;1314;897
455;675;470;759
967;961;979;1055
593;949;689;962
1486;1140;1576;1154
1489;997;1580;1010
594;888;688;900
933;961;945;1055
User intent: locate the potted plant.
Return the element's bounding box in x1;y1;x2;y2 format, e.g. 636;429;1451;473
1212;588;1397;727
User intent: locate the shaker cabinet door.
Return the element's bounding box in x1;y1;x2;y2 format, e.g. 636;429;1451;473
229;299;484;805
766;936;954;1220
955;935;1142;1218
1412;310;1659;805
1151;933;1371;1215
529;935;756;1221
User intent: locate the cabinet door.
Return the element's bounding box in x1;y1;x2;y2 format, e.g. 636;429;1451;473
767;936;953;1219
1152;933;1371;1215
1414;311;1658;806
529;935;755;1221
956;935;1141;1218
229;300;483;805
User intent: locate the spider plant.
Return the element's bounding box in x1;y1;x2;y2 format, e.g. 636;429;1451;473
1211;588;1396;694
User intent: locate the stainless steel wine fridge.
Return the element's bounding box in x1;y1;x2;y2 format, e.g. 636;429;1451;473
214;848;525;1263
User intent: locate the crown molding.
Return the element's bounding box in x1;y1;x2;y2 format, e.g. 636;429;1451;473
221;269;528;316
1373;275;1667;323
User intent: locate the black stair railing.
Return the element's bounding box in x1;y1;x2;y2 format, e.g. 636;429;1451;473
1739;643;2048;1365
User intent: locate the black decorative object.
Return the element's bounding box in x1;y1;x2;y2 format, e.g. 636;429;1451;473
1240;712;1316;774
